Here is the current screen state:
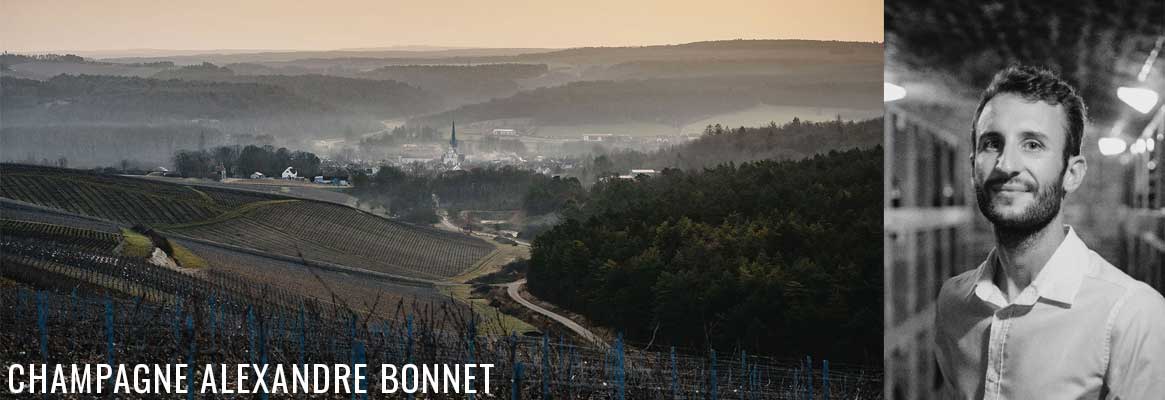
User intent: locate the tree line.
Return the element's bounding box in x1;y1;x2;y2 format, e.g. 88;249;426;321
590;118;881;177
350;165;584;224
0;53;174;68
172;145;320;179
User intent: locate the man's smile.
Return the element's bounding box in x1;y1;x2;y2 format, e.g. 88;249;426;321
987;180;1034;194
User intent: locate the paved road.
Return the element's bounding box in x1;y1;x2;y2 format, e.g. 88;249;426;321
504;279;608;349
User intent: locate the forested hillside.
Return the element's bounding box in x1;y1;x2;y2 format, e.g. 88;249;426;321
412;76;879;128
528;147;882;364
354;64;548;104
1;75;332;123
593;118;882;173
150;63;443;116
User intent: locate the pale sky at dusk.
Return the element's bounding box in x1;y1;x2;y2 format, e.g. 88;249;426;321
2;0;883;53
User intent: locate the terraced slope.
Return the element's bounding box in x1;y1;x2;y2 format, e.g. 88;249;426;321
0;219;119;253
1;164;495;280
0;200;447;317
0;164;273;224
182;240;445;311
170;200;494;279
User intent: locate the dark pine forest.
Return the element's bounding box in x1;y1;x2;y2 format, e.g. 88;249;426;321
527;146;882;365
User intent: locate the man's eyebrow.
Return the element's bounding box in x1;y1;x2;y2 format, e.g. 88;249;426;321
977;131;1001;143
1020;130;1049;140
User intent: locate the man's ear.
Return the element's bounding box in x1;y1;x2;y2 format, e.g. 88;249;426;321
1062;154;1087;193
969;152;976;179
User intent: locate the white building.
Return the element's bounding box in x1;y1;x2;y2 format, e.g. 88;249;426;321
583;134;613;142
442;121;463;168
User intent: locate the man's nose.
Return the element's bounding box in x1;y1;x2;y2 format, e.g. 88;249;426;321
994;144;1019;173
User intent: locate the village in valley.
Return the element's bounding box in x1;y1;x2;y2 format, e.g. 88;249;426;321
1;35;885;398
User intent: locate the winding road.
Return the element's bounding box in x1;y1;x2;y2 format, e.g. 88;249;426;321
504;278;608;349
435;203;600;345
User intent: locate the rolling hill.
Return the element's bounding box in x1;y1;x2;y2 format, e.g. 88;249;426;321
411;76;880;129
0;163;495;280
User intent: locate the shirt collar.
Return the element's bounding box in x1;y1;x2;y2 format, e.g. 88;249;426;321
968;226;1089;307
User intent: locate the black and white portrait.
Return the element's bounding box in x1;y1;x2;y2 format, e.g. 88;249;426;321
884;1;1165;399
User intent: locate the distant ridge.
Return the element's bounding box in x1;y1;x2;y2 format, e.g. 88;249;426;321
75;39;878;65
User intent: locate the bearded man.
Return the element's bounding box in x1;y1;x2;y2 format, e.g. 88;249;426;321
933;65;1165;399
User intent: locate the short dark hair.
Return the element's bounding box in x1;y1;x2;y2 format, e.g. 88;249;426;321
970;65;1087;165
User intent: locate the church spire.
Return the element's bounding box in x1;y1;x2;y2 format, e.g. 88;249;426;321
450;120;457;149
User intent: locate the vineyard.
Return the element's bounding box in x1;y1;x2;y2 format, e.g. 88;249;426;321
1;164;496;280
180;239;449;318
0;200;454;323
1;219;119;253
0;242;882;399
0;164;275;225
171;201;493;279
0;211;448;311
145;176;360;207
0;198;123;233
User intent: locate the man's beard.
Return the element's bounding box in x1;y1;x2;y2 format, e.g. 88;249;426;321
974;174;1065;234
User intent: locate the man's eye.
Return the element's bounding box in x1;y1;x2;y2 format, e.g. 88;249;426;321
1022;140;1044;151
981;139;1000;151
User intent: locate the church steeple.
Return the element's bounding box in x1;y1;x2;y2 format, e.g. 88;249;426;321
450;121;458;149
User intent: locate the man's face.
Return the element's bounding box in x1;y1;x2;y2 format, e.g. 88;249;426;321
972;93;1068;231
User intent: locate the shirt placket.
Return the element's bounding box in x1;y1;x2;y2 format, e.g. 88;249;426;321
984;306;1012;400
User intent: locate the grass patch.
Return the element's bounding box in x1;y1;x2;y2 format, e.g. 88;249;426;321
449;240;529;283
0;275;21;288
169;241;209;269
441;284;538;336
119;228;154;258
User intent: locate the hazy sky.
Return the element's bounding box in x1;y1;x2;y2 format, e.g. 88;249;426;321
2;0;882;52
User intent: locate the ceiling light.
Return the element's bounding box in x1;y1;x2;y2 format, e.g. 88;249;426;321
1098;137;1128;156
1131;138;1146;155
884;83;906;102
1117;87;1159;114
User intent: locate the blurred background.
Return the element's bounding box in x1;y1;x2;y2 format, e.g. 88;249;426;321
883;1;1165;398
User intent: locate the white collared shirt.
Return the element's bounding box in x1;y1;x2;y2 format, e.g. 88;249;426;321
934;227;1165;399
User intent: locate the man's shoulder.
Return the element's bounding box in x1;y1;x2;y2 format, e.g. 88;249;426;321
1084;251;1159;292
1082;250;1165;316
937;265;981;304
934;266;983;337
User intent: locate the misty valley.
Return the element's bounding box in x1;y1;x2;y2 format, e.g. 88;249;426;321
1;39;884;398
